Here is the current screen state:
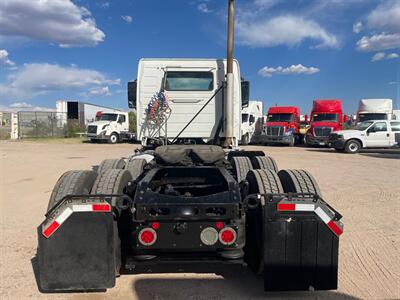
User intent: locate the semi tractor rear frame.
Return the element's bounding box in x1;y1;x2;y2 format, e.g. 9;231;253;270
36;0;343;294
37;146;343;292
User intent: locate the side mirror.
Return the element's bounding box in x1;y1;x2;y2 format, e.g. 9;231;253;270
241;80;250;108
128;80;137;109
343;115;349;123
367;127;375;133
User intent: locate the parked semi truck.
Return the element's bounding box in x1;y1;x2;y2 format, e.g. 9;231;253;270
86;111;135;144
329;120;400;153
357;99;393;122
240;100;263;145
306;99;343;146
36;0;343;294
261;106;303;146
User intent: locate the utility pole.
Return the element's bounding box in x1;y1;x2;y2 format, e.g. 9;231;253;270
224;0;234;148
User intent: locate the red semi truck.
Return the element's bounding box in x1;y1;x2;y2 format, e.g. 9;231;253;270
306;100;343;146
261;106;302;146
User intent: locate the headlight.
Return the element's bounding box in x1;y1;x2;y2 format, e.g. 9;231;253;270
102;124;109;130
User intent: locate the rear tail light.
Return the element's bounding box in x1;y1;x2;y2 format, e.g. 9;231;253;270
138;228;157;246
200;227;219;245
219;227;236;245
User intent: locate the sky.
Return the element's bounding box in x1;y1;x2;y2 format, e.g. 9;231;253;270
0;0;399;115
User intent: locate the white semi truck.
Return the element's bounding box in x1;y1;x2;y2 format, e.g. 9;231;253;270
86;112;135;143
129;58;248;147
36;0;343;294
240;100;263;145
356;99;394;122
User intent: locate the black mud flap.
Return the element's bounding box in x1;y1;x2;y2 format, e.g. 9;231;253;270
263;194;341;291
37;197;116;292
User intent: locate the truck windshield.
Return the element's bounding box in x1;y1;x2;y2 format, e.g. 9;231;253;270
99;113;118;121
242;113;249;123
358;113;387;122
312;113;338;122
165;71;214;91
355;121;374;130
267;114;292;122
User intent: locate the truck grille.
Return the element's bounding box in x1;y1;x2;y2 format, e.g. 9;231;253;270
314;127;332;137
87;125;97;134
266;126;283;136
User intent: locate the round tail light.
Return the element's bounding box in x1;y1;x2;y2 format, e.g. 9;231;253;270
219;227;236;245
200;227;219;245
138;228;157;246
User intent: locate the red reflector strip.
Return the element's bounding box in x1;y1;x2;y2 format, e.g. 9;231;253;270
43;221;60;238
327;220;343;237
277;203;296;211
92;204;111;212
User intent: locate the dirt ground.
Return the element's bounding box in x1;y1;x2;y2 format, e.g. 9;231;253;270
1;141;399;300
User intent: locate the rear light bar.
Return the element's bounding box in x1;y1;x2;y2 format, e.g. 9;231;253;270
42;202;111;238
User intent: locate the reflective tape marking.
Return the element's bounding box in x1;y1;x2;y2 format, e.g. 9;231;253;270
43;221;60;238
328;220;343;236
314;206;331;224
56;207;73;224
295;204;315;211
277;203;296;211
72;205;92;212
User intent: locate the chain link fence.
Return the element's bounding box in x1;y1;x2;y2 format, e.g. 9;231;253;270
18;111;69;138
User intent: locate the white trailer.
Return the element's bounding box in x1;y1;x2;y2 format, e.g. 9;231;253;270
56;100;122;127
357;99;393;122
240;100;263;145
130;58;247;147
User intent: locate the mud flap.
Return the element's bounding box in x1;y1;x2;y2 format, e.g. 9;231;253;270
37;197;116;292
263;195;341;291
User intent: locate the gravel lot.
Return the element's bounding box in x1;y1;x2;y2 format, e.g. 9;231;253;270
1;141;399;300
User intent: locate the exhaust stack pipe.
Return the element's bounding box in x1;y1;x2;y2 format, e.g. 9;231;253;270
224;0;234;148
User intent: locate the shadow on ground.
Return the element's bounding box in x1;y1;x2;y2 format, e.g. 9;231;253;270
131;264;361;300
305;147;400;159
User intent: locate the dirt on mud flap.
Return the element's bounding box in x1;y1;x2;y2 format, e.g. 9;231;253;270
37;195;118;292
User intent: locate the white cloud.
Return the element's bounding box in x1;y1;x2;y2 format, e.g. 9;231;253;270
387;53;399;59
237;15;338;48
99;2;110;8
366;1;400;32
0;49;15;66
258;64;320;77
9;102;32;108
121;15;133;23
197;3;212;13
0;63;120;100
371;52;386;61
357;33;400;52
89;86;111;96
0;0;105;47
353;21;363;34
0;103;54;112
371;52;399;62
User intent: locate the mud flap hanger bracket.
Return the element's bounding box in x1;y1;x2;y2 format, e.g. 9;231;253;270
244;193;344;237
